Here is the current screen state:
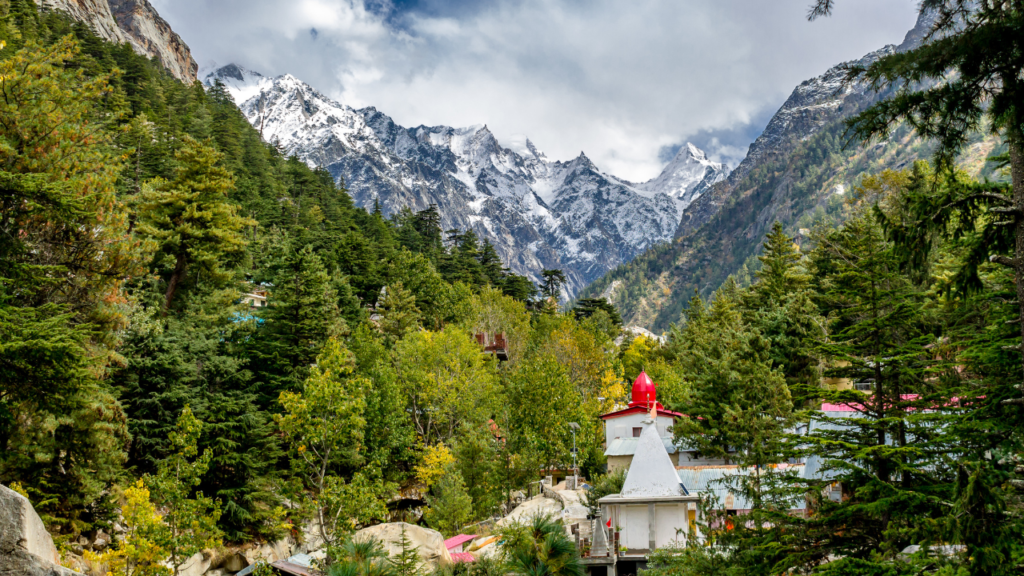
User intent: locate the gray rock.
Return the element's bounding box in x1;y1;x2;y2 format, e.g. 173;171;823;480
0;484;82;575
92;530;110;551
222;552;249;573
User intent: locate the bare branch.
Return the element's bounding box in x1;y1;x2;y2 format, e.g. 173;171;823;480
989;255;1020;268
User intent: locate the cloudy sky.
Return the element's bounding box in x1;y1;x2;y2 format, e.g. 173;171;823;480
151;0;918;182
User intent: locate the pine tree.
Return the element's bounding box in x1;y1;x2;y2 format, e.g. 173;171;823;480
378;282;421;344
670;286;794;501
478;240;504;286
0;36;139;532
251;244;344;400
809;0;1024;384
137;135;255;312
768;213;961;572
741;222;822;405
541;269;568;300
388;526;424;576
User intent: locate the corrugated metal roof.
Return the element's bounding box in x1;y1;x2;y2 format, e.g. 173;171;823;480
450;552;476;563
444;534;477;550
675;465;807;511
604;436;678;456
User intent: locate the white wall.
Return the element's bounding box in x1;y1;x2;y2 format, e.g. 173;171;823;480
605;413;676;447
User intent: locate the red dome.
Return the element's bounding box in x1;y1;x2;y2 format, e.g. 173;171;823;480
629;371;660;408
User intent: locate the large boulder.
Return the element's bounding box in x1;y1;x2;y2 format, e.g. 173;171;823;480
0;484;82;576
353;523;452;571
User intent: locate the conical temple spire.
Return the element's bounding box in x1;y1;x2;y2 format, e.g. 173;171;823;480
620;417;681;497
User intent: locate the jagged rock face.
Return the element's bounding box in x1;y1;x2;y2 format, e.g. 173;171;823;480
35;0;197;83
204;65;726;296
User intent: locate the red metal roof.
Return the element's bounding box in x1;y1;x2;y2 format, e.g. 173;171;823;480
450;552;476;563
443;534;477;550
600;405;683;420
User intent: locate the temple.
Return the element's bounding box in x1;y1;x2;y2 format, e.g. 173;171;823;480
584;401;701;576
600;372;726;471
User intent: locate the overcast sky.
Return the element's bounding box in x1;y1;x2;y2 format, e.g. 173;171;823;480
150;0;919;182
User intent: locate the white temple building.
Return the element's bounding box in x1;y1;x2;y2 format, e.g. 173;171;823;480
585;402;701;576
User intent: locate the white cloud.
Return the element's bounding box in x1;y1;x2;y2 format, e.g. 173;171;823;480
153;0;919;181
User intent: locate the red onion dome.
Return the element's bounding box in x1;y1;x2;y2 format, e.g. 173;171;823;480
628;371;660;408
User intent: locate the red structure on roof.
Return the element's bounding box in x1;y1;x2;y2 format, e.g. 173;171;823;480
629;371;659;408
600;371;683;420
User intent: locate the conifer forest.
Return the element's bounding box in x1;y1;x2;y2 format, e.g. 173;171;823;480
1;0;1023;575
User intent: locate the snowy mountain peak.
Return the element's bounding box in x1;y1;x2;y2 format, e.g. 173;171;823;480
525;139;547;161
202;63;725;297
203;64;267;105
636;142;727;212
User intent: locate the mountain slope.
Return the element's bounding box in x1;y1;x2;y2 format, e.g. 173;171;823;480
579;9;1002;332
35;0;197;82
203;65;726;296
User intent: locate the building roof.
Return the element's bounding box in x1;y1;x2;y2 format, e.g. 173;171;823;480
619;417;684;498
443;534;477;550
450;552;476;563
600;406;683;420
604;436;679;456
675;465;807;511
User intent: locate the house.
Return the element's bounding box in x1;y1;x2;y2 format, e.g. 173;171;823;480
474;332;509;361
241;289;269;308
588;404;701;576
601;372;727;472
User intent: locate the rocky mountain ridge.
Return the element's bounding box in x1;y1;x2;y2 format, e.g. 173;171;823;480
578;9;997;331
204;64;726;296
35;0;197;82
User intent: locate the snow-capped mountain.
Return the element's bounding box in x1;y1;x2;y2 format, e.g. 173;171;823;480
636;143;727;212
203;64;725;296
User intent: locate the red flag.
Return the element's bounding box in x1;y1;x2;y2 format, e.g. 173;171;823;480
606;518;612;528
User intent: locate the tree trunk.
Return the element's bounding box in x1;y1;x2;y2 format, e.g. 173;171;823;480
163;253;188;313
1011;137;1024;382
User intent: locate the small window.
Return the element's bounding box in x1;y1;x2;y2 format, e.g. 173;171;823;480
632;427;642;438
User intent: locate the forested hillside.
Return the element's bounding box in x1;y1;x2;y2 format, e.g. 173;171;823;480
0;0;623;553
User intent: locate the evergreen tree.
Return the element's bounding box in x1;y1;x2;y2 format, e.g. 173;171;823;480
769;214;963;573
147;407;223;576
389;526;424;576
378;282;421;344
741;222;822;405
137;136;255;312
572;298;623;327
423;465;474;537
0;36;138;533
669;284;794;505
540;269;567;300
250;244;344;400
478;240;504;286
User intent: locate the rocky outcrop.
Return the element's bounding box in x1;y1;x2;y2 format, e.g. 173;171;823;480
354;522;452;571
35;0;197;83
0;484;82;576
